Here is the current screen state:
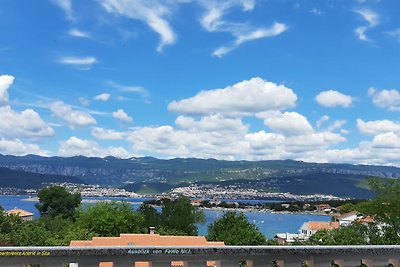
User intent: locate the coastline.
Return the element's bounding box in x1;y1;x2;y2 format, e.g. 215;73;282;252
198;206;332;216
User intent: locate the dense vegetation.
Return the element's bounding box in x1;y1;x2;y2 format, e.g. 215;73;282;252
207;211;268;245
309;178;400;245
0;177;399;246
0;186;205;246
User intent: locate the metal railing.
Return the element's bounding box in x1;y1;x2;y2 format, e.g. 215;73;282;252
0;245;399;267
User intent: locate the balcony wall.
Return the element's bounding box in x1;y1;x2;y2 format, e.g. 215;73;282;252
0;245;399;267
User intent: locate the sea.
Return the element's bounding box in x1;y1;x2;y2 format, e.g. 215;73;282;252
0;195;330;238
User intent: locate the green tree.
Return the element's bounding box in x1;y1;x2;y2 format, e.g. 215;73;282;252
358;178;400;239
308;223;370;245
35;186;81;220
207;211;267;245
139;203;161;229
75;201;144;236
160;197;205;236
0;212;24;245
338;203;357;214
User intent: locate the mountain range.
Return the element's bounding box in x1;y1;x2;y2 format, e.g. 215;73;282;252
0;154;399;198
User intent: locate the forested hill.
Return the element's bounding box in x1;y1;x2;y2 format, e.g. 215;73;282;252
0;154;399;189
0;167;84;189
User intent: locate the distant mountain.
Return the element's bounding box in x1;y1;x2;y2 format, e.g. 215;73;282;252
0;154;398;198
0;167;84;189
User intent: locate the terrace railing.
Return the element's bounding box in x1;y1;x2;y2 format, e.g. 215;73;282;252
0;245;399;267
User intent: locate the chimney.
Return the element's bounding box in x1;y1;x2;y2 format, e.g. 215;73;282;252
148;226;156;235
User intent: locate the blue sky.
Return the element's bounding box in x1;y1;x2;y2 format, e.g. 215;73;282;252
1;0;400;165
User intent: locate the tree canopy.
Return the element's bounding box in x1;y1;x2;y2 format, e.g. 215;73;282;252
207;211;267;245
75;201;145;236
358;177;400;239
160;197;205;236
310;177;400;245
35;185;81;220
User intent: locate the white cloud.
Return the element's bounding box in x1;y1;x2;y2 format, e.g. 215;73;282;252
58;136;130;158
0;106;54;139
0;75;14;106
68;28;91;38
126;110;345;161
315;90;353;108
257;111;314;136
357;118;400;135
354;9;379;41
99;0;176;52
371;132;400;149
112;109;133;123
168;77;297;116
316;115;330;128
175;114;248;134
368;87;400;111
0;138;48;156
49;101;97;129
310;8;324;15
326;120;346;132
93;93;111;101
212;23;288;57
91;127;126;140
199;1;287;57
107;81;149;97
58;56;98;70
52;0;74;20
0;75;54;139
79;97;91;106
388;28;400;42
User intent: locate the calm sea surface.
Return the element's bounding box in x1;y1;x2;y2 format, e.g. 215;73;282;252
0;195;329;238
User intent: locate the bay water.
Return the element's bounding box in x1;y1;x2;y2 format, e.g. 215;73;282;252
0;195;329;238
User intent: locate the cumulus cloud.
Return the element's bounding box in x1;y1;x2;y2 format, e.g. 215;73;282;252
91;127;126;140
0;106;55;139
58;56;98;70
0;138;48;156
49;101;97;129
0;75;54;139
257;111;313;136
354;9;379;41
58;136;130;158
100;0;176;52
315;90;353;107
0;75;14;106
175;114;248;134
112;109;133;123
357;118;400;135
168;77;297;116
199;1;287;57
368;87;400;111
93;93;111;101
126;109;345;161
